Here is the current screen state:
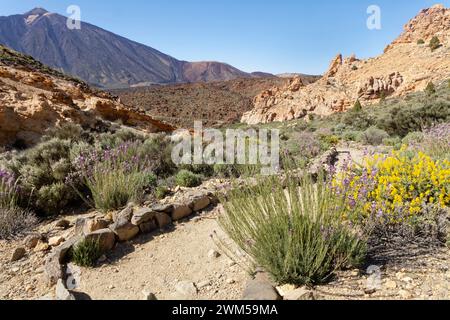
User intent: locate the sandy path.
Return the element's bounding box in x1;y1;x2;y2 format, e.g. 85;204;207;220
76;208;248;300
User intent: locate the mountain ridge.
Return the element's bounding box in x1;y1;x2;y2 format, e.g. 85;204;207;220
0;8;273;89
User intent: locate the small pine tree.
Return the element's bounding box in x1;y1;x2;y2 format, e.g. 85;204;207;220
425;82;436;96
429;36;441;51
353;100;362;112
379;91;387;103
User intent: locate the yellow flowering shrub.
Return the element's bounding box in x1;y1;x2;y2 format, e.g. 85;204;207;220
333;147;450;223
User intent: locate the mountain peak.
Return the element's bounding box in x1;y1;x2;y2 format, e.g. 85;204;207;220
431;3;444;9
24;8;48;16
1;6;267;88
384;4;449;52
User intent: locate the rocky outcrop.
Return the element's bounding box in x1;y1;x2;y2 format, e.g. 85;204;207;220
357;72;404;100
325;54;343;78
385;4;450;52
242;5;450;124
0;45;176;147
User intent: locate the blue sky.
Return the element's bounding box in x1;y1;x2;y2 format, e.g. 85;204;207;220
1;0;448;75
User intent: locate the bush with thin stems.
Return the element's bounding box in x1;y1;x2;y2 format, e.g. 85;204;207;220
0;169;37;239
0;169;19;209
218;171;367;286
71;141;154;212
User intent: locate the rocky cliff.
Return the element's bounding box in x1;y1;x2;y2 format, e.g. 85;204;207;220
242;5;450;125
0;45;175;147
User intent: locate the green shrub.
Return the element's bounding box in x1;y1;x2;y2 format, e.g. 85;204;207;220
353;100;363;112
417;39;425;45
382;136;402;148
140;135;176;177
0;207;37;239
41;123;88;143
213;164;240;178
320;134;340;147
402;131;424;145
341;130;361;142
359;127;390;145
429;36;441;51
69;141;94;162
179;163;214;177
0;138;85;215
219;173;367;286
342;110;375;130
97;128;145;148
36;183;73;215
425;82;436;96
155;186;170;200
71;239;102;267
175;170;202;188
85;170;147;212
333;123;347;135
377;100;450;137
145;173;158;188
98;133;176;177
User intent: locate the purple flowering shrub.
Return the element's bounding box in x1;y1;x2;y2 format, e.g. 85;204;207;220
331;154;380;223
0;169;37;239
0;138;83;215
0;169;18;209
0;207;37;239
418;123;450;160
284;131;322;168
71;141;157;212
0;131;173;216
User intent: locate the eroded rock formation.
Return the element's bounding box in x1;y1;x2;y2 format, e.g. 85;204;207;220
242;5;450;124
0;45;175;146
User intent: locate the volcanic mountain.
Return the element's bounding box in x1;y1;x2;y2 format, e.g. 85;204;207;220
242;4;450;124
0;8;272;89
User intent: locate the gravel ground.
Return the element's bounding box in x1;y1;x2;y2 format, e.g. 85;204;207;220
0;145;448;300
76;207;248;300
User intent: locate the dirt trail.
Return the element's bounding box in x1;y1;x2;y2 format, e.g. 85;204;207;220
76;207;248;300
73;145;386;301
2;144;448;301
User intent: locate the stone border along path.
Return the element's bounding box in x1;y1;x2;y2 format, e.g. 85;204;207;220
31;147;342;300
33;145;449;300
3;145;447;300
43;190;220;300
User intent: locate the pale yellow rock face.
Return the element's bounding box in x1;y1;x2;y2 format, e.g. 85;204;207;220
242;5;450;125
0;49;175;147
